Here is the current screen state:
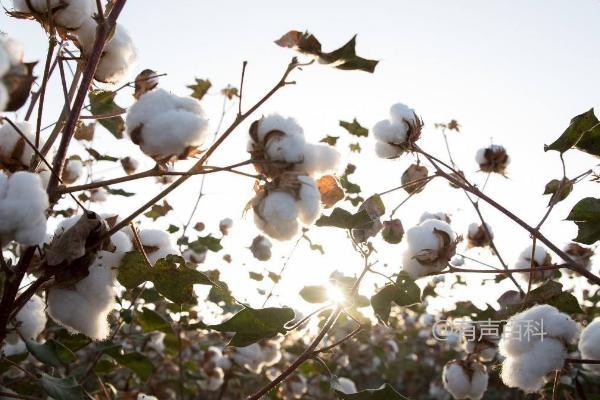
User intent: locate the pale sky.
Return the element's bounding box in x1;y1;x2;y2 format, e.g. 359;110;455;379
1;0;599;316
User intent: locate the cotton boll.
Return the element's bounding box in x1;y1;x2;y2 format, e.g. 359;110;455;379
475;144;510;174
250;235;272;261
0;45;9;76
138;229;178;264
500;338;566;393
373;119;407;145
264;131;306;164
402;251;442;279
13;0;94;30
94;24;137;83
231;343;264;373
515;244;553;282
201;367;225;391
373;103;422;160
90;187;107;202
61;157;84;184
335;377;357;394
0;171;49;246
260;339;282;367
219;218;233;235
285;375;307;399
11;294;46;341
126;89;209;160
183;248;206;264
579;318;600;374
375;140;403;159
443;360;488;400
254;191;300;241
256;114;304;142
402;219;456;278
0;121;36;168
2;339;26;356
2;37;24;67
467;222;493;248
389;102;417;125
296;176;321;224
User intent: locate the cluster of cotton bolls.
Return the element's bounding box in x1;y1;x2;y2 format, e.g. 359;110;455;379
401;218;458;279
46;216;133;340
475;144;509;174
0;36;25;111
228;339;282;374
579;318;600;374
126;88;210;161
373;103;423;159
0;171;49;246
5;294;47;347
499;304;579;393
515;244;553;283
442;359;489;400
247;115;340;241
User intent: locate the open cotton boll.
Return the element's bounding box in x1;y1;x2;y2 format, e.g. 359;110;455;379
231;343;264;373
402;219;456;278
467;222;493;248
94;24;137;83
442;360;488;400
475;144;510;174
201;367;225;391
61;157;84;184
294;143;340;176
9;294;46;342
2;339;26;356
259;339;282;367
126;89;209;160
13;0;93;30
0;171;49;246
1;36;24;67
0;121;36;168
254;191;300;241
219;218;233;235
285;375;308;399
373;103;422;159
579;318;600;374
419;211;451;224
515;244;553;282
256;114;304;142
137;229;178;264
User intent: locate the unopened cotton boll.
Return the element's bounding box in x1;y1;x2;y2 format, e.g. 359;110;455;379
402;219;457;279
8;294;46;343
499;304;579;393
250;235;272;261
515;244;553;283
578;318;600;374
442;360;488;400
0;171;49;246
126;88;209;160
137;229;178;264
373;102;422;159
13;0;94;30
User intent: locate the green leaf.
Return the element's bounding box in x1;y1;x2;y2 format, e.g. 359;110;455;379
320;135;339;146
316;208;372;230
370;273;421;323
275;31;378;73
333;383;408;399
349;142;362;153
340;119;368;137
545;108;600;156
189;235;223;253
187;78;212;101
546;291;584;314
25;339;76;367
249;271;264;281
113;352;154;382
85;147;118;162
500;281;583;316
137;307;173;334
118;253;214;304
566;197;600;244
144;200;173;221
106;187;136;197
40;374;84;400
167;224;180;233
300;285;329;303
88;90;125;139
208;307;295;347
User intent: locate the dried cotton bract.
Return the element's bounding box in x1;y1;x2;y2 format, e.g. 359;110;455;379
402;219;458;279
373;103;423;159
0;171;49;246
126;88;209;161
442;359;488;400
498;304;579;393
579;318;600;374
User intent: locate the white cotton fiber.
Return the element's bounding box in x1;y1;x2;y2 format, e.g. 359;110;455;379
13;0;94;30
47;232;131;340
296;175;321;225
498;305;578;393
419;211;451;224
137;229;178;264
515;244;553;282
442;361;488;400
579;318;600;374
0;83;8;111
62;158;84;184
296;143;341;176
94;24;137;83
402;219;455;279
0;121;36;167
256;114;304;141
9;294;46;342
254;191;300;241
126;88;209;159
372;103;419;159
0;171;49;246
